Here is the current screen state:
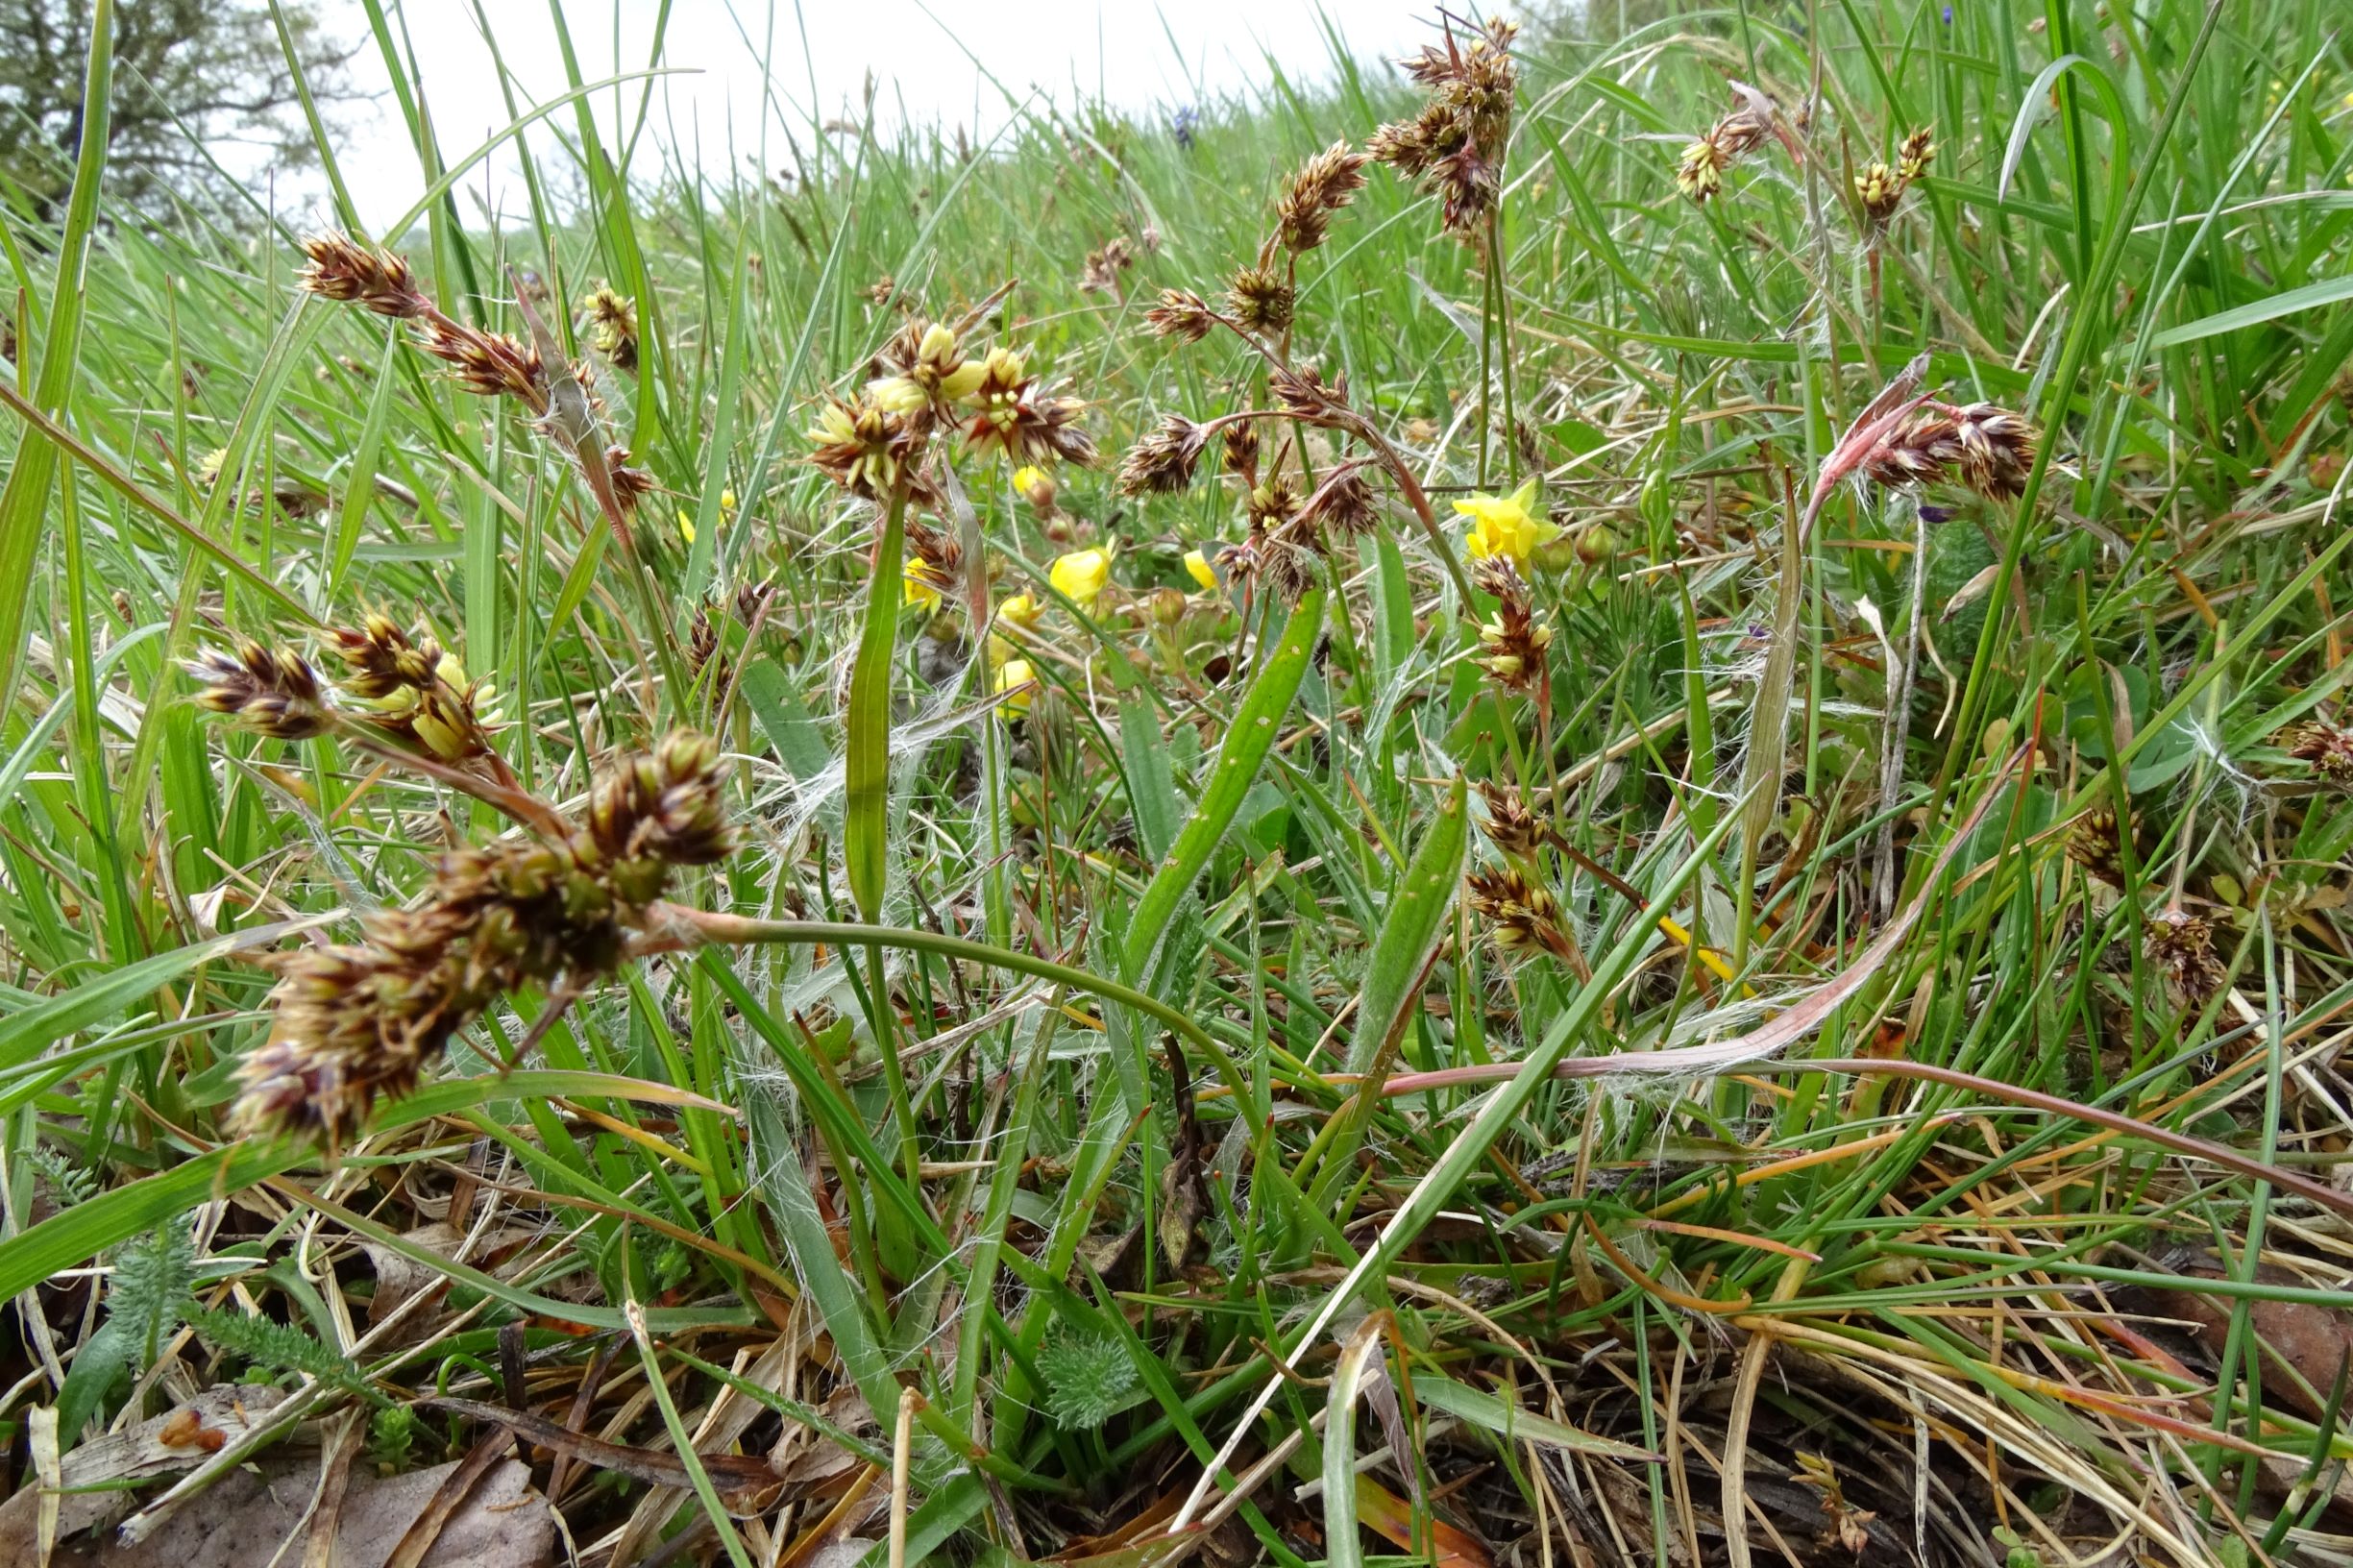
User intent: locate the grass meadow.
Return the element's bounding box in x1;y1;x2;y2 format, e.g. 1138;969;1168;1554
4;1;2353;1564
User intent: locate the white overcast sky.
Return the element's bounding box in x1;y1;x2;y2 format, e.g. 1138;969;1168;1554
317;1;1453;233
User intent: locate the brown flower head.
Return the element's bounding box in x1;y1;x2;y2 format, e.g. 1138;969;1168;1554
327;613;435;701
1474;558;1552;693
1276;140;1371;254
1475;779;1545;859
902;515;966;603
806;392;923;500
2284;719;2353;788
1079;235;1134;294
1675;134;1731;203
1269;363;1344;419
1116;413;1211;496
1259;536;1322;602
1854;162;1904;227
2064;806;2136;888
418;319;548;404
1297;463;1380;540
184;641;331;740
298;233;429;319
603;449;657;510
1225;265;1295;336
1675;94;1777;205
1897;128;1937;184
961;349;1097;467
586;730;737;899
1467;865;1567;959
2145;908;2224;1009
1859;403;2035;502
1222;419;1262;482
233;733;737;1148
1371;21;1516;237
1144;288;1218;342
583;284;639;371
1247;474;1304;532
1949;404;2035;502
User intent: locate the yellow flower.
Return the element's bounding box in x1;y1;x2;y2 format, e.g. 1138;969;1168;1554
998;593;1043;631
677;508;696;545
1184;548;1218;591
993;658;1036;715
904;560;948;610
1049;547;1113;607
720;488;737;512
196;447;230;487
1012;465;1046;495
1455;480;1558;566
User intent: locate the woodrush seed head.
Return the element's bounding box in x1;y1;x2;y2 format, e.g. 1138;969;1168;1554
583;285;639;371
2145;908;2223;1008
960;350;1097;467
1144;288;1218;343
327;614;430;700
2064;807;2135;887
1898;127;1937;183
297;233;429;319
2284;719;2353;787
1276;140;1371;254
1467;865;1563;957
184;641;331;741
1259;536;1322;603
587;731;738;875
233;736;739;1148
1474;558;1552;692
603;449;657;510
1116;414;1211;496
1225;266;1295;336
1298;464;1379;540
1371;22;1515;237
420;319;547;404
1949;403;2035;501
1269;363;1343;418
1475;779;1545;859
1854;162;1904;227
1222;419;1262;481
805;392;921;500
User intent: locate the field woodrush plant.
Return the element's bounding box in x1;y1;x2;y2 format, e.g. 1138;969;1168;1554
7;3;2353;1565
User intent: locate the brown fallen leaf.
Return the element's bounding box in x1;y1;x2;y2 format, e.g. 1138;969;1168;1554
0;1386;286;1557
1354;1476;1492;1568
51;1456;551;1568
2144;1251;2353;1420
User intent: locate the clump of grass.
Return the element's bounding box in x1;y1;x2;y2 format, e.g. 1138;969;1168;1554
5;3;2353;1566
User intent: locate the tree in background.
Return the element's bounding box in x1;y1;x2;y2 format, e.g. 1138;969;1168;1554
0;0;364;216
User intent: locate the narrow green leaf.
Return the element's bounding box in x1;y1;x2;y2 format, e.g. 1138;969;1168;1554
0;0;112;719
2149;274;2353;348
1344;776;1467;1075
1409;1373;1659;1461
1122;589;1325;984
1119;697;1181;862
846;496;907;921
1320;1315;1387;1568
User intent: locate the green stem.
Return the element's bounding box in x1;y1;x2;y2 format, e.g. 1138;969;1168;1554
651;911;1252;1114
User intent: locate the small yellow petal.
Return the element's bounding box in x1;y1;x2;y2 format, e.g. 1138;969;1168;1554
677;509;697;545
993;658;1036;715
1012;465;1046;494
998;593;1042;630
1049;547;1113;607
1184;548;1217;591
